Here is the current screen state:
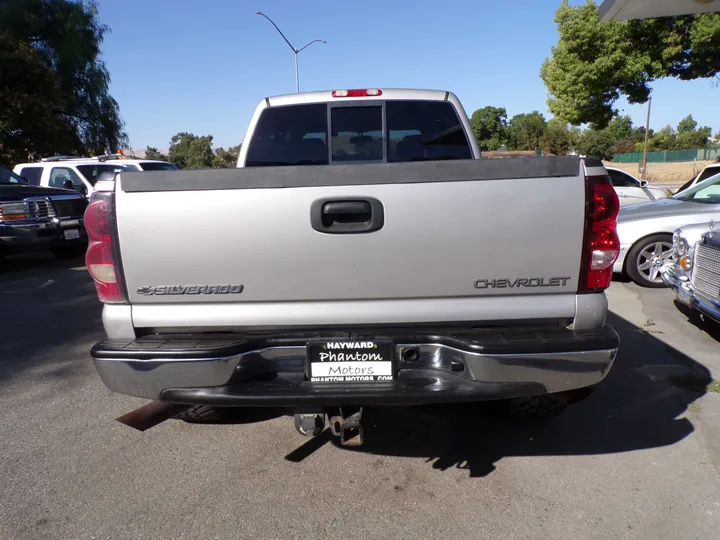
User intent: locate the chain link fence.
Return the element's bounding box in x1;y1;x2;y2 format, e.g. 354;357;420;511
614;148;720;163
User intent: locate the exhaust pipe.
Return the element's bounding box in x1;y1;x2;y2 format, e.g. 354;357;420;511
116;401;189;431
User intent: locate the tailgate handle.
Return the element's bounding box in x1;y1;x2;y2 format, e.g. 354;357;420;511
324;201;370;219
311;197;384;234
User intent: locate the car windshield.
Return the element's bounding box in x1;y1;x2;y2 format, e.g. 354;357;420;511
673;172;720;204
675;166;720;195
0;166;29;185
76;163;139;185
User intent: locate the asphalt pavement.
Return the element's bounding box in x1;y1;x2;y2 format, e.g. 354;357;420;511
1;253;720;540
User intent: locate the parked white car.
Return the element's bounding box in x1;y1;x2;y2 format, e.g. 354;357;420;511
613;171;720;287
606;167;670;206
13;155;177;197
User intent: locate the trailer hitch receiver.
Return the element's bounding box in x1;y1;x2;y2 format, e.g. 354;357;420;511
329;406;364;447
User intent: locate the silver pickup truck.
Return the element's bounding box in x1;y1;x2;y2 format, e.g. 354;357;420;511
86;88;620;445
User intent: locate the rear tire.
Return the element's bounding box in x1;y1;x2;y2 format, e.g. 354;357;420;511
625;234;673;288
174;405;227;423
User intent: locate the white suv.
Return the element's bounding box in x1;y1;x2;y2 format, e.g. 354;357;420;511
13;155;177;197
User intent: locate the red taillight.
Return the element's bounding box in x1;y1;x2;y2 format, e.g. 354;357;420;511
84;193;125;303
332;88;383;98
580;175;620;293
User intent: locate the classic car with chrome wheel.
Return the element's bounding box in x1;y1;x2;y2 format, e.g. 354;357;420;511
0;166;88;260
662;220;720;325
614;171;720;287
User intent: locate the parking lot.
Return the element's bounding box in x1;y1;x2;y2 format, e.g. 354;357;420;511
1;254;720;540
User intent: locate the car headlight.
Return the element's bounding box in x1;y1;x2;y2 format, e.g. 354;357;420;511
677;238;688;256
672;231;688;255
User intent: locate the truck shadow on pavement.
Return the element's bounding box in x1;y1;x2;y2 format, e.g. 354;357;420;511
0;252;102;385
287;312;713;477
673;300;720;343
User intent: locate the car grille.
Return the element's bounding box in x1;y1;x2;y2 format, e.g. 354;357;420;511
50;197;88;219
693;242;720;300
24;199;50;219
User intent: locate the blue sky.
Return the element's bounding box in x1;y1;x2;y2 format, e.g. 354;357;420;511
96;0;720;149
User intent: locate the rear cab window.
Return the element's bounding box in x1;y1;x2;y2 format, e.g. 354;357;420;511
245;100;472;167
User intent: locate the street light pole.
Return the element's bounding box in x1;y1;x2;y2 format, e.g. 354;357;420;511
295;53;299;94
255;11;326;93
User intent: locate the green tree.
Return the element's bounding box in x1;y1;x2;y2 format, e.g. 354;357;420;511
144;146;168;161
677;115;698;134
0;34;84;164
470;107;507;151
674;127;711;149
570;126;582;152
576;129;616;160
0;0;127;161
672;115;711;149
648;125;676;151
631;126;649;143
612;137;637;154
540;1;720;128
506;111;547;151
540;118;571;155
605;115;634;142
212;144;242;168
168;132;214;169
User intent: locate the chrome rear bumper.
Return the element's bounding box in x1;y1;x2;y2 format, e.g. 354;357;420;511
92;326;619;406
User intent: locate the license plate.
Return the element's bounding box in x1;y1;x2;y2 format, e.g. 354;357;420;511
63;229;80;240
307;341;394;382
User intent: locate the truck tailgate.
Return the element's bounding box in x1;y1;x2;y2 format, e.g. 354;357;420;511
114;157;586;325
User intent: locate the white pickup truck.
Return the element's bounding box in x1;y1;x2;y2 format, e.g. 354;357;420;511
85;88;620;445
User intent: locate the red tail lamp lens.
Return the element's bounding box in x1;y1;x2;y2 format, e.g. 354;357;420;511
84;195;124;303
580;175;620;292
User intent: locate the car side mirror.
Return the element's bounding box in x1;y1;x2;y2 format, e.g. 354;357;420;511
639;180;648;187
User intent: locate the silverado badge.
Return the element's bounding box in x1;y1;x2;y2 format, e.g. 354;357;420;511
137;284;244;296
